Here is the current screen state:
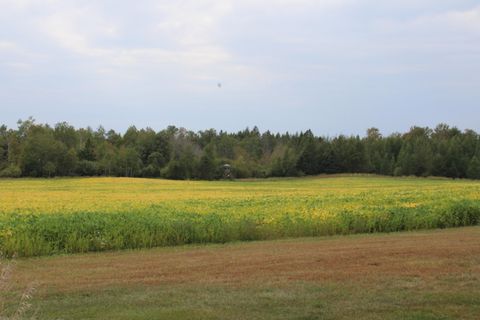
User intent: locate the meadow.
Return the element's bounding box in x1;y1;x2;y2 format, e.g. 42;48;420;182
1;175;480;257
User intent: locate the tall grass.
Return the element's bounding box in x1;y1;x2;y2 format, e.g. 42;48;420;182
1;200;479;257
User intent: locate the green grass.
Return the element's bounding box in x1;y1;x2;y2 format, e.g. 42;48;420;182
23;283;479;320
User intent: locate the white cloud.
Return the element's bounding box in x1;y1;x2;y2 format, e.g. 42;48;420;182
367;5;480;71
377;5;480;35
0;40;38;72
26;1;271;90
0;41;18;51
0;0;359;91
2;62;31;70
416;5;480;33
155;1;233;47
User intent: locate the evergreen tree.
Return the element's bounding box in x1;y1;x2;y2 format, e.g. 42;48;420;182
79;137;96;161
272;147;298;176
297;132;318;175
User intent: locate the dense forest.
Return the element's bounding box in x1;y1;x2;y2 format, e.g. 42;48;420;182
1;118;480;180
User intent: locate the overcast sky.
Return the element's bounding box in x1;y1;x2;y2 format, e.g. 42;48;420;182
1;0;479;135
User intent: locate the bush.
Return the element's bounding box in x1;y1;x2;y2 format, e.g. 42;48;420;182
0;165;22;178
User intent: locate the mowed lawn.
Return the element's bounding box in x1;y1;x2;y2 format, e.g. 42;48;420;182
2;227;480;320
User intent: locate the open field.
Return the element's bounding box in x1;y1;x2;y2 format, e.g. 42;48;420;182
2;227;480;319
1;175;480;257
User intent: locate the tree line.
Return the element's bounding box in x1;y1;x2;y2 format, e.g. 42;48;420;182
1;118;480;180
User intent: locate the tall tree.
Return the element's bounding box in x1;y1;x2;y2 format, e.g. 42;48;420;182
197;144;217;180
467;156;480;179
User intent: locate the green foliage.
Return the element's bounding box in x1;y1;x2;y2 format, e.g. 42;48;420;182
161;160;185;180
437;201;480;227
196;144;217;180
396;127;434;177
116;146;140;177
467;156;480;179
43;162;56;178
75;160;97;176
271;148;298;176
0;165;21;178
296;131;318;175
1;199;479;258
20;125;69;177
0;120;479;180
79;137;96;161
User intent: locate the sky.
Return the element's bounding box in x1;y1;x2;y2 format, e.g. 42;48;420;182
1;0;479;136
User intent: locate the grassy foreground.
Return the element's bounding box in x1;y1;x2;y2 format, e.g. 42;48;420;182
1;227;479;319
1;175;480;257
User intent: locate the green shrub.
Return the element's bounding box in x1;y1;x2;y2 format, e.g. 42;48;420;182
0;165;22;178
